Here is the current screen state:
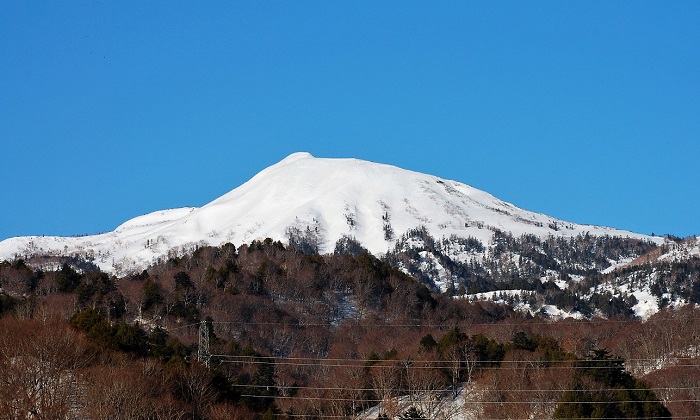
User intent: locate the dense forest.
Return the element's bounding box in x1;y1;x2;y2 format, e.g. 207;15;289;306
388;228;700;319
0;239;697;418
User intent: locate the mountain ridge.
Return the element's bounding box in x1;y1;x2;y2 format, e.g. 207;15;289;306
0;152;662;275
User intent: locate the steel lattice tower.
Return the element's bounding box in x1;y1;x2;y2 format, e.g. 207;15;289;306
198;320;211;367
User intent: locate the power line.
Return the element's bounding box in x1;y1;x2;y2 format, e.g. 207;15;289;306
205;316;700;329
268;396;700;406
167;322;200;331
216;359;700;370
226;382;700;394
236;381;694;418
211;353;700;371
255;411;698;420
211;353;700;364
241;393;698;405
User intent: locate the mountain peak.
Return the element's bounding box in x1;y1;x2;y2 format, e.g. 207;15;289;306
279;151;315;164
0;154;660;274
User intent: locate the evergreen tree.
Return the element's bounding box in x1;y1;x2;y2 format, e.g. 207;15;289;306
400;406;427;419
56;263;81;292
554;349;671;419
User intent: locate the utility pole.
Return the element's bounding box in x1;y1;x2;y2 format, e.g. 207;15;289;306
198;319;211;367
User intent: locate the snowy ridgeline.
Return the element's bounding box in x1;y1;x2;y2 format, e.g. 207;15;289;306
0;152;660;275
1;152;690;320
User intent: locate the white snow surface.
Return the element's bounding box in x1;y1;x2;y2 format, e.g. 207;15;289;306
0;152;661;274
657;236;700;262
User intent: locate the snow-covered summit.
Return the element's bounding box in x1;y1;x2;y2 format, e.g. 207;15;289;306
0;153;660;274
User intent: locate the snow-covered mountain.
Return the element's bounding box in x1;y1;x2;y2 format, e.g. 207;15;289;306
0;152;661;275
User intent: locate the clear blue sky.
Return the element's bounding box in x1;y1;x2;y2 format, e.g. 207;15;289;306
1;1;698;241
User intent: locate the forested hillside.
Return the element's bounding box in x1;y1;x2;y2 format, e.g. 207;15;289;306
1;240;697;418
388;228;700;320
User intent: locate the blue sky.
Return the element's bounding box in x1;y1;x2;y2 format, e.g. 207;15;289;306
1;1;698;241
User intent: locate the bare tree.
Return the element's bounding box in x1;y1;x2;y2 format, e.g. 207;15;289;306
174;364;218;418
82;365;155;420
404;356;447;417
370;361;400;418
0;318;89;418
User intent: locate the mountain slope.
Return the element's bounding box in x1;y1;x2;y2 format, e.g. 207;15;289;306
0;152;660;275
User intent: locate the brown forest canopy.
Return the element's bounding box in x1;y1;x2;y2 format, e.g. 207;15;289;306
0;240;696;418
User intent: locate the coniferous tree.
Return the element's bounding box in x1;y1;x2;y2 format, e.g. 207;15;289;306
554;349;671;419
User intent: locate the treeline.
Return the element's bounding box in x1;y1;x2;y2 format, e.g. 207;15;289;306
387;228;673;317
0;311;675;419
0;239;694;418
388;228;657;292
0;240;508;418
0;315;273;419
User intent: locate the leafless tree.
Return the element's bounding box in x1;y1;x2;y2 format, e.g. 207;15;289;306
370;360;400;418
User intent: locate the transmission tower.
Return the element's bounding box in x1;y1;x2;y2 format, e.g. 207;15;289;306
198;319;211;367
